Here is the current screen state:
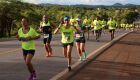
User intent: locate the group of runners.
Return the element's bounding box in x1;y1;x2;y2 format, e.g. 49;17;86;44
17;14;134;80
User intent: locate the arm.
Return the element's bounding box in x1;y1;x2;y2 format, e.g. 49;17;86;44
54;23;61;34
16;34;22;41
50;22;56;29
38;21;43;33
26;34;40;41
73;25;80;33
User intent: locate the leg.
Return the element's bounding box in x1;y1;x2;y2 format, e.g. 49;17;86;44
92;30;94;36
67;45;73;66
25;54;35;73
46;43;53;56
109;30;113;40
96;32;99;41
62;46;67;58
45;44;49;55
87;30;89;40
112;30;115;39
44;37;53;57
80;43;85;53
67;45;73;71
44;38;50;57
76;42;82;58
80;42;87;59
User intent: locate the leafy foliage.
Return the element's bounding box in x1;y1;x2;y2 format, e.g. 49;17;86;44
0;0;139;37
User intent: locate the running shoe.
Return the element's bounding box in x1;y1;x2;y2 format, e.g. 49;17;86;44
79;57;83;61
83;53;87;59
68;66;71;72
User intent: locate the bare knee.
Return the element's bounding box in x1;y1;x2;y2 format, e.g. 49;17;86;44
25;61;31;65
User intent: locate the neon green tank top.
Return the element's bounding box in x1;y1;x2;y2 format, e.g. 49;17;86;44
18;27;39;50
107;20;116;30
93;20;102;30
40;21;50;27
60;26;76;43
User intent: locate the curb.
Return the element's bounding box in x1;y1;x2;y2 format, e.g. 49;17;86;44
50;31;131;80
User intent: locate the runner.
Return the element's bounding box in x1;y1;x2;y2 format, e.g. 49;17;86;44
70;15;76;26
39;15;55;57
101;19;107;34
75;18;87;61
83;16;91;40
17;18;40;80
107;17;117;40
54;16;79;71
91;16;102;42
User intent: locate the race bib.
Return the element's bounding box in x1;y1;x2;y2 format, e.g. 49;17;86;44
76;34;81;38
44;34;49;38
76;33;84;38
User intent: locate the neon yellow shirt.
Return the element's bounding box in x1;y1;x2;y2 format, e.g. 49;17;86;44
18;27;39;50
92;20;102;30
107;20;116;30
60;26;76;43
70;18;75;25
83;19;91;26
101;20;106;28
40;21;51;27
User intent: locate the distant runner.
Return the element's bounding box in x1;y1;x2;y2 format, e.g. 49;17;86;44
91;16;102;41
107;17;117;40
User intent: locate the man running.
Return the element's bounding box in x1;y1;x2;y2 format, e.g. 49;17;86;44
39;15;55;57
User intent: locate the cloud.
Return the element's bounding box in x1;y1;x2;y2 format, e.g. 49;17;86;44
22;0;140;5
23;0;45;4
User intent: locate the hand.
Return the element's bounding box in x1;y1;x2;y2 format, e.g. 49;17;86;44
26;36;32;41
18;37;28;41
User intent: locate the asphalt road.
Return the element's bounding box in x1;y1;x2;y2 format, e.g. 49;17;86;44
0;29;129;80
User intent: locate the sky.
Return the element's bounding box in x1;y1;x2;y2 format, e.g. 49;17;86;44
23;0;140;5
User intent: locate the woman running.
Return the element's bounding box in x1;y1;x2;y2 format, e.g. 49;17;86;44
75;18;87;61
17;18;40;80
39;15;55;57
54;16;79;71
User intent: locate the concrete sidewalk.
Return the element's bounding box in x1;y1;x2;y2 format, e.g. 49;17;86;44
57;30;140;80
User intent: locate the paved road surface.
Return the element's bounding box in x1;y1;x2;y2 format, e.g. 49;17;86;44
0;30;129;80
58;30;140;80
